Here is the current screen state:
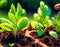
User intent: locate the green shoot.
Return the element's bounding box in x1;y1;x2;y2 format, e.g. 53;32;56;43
52;11;60;32
33;1;51;28
0;3;28;37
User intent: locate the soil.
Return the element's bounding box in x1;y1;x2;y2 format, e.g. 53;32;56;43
0;24;60;47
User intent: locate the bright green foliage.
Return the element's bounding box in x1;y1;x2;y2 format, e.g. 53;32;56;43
49;31;58;39
51;11;60;33
38;1;51;17
9;4;16;15
37;29;44;37
33;1;51;28
55;12;60;21
8;13;15;23
34;13;40;22
52;12;60;32
31;21;43;30
44;20;53;27
9;43;15;47
31;21;44;37
17;17;28;31
0;27;4;33
52;17;57;25
55;12;60;32
55;25;60;32
15;3;26;20
0;3;28;36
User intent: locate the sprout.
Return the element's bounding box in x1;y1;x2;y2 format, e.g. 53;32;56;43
31;21;43;30
0;3;28;37
33;1;51;28
52;11;60;32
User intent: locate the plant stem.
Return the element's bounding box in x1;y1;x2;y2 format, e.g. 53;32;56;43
14;19;17;37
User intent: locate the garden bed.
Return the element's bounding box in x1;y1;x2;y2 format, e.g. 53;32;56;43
0;1;60;47
0;25;60;47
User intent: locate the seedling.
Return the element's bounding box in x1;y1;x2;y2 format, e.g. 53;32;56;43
9;43;15;47
52;11;60;32
31;21;44;37
33;1;52;28
0;3;28;36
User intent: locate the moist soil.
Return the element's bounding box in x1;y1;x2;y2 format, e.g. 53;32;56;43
0;24;60;47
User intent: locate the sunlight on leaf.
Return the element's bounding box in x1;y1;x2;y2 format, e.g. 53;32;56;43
44;20;53;27
17;3;22;12
34;13;40;22
0;23;13;30
17;17;28;31
9;3;16;15
8;12;15;23
49;31;58;39
31;22;43;30
0;24;11;31
0;18;14;26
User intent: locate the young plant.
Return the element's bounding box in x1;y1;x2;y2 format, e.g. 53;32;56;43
52;11;60;32
33;1;52;28
31;21;44;37
0;3;28;36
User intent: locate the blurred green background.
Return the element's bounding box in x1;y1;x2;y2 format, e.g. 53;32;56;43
0;0;60;18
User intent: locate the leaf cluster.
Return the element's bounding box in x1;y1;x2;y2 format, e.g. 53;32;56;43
0;3;28;36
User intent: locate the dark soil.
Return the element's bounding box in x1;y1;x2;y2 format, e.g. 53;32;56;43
0;25;60;47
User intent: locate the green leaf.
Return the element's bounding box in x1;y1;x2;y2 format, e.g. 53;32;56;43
52;17;57;25
49;31;58;39
17;17;28;31
44;20;53;27
22;9;26;16
0;18;14;26
0;24;11;31
0;30;3;32
56;20;60;25
55;11;60;20
15;10;22;20
8;12;15;23
55;25;60;32
38;8;42;16
9;43;15;47
0;23;13;30
37;29;44;37
34;13;40;22
17;3;22;12
44;16;49;23
43;5;51;16
38;1;51;17
9;4;16;15
15;9;26;20
31;22;43;30
40;1;45;8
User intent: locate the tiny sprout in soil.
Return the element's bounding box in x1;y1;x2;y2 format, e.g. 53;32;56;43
0;1;60;47
0;3;28;37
